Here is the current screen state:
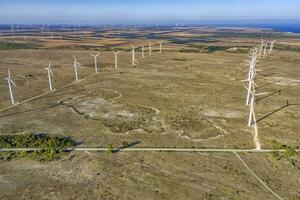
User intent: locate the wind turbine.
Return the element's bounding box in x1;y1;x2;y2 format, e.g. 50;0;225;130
248;88;256;127
142;45;145;58
45;62;55;91
90;52;100;73
159;41;163;53
246;84;267;127
263;40;268;57
5;69;17;105
245;49;258;105
112;51;120;69
73;56;81;81
11;24;14;34
148;41;152;55
269;40;276;54
245;48;268;125
131;45;136;65
258;40;264;58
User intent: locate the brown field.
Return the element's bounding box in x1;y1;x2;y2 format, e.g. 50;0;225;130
0;27;299;200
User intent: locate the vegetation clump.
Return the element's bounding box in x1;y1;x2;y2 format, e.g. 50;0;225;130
204;46;229;53
122;141;129;148
272;141;299;167
107;144;114;154
0;134;76;162
0;42;37;50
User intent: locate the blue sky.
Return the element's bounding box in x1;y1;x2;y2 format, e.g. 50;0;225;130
0;0;300;24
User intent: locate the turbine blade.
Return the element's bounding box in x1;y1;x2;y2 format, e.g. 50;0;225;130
244;86;250;92
50;70;54;77
253;82;259;87
10;79;16;87
240;79;249;82
256;92;269;96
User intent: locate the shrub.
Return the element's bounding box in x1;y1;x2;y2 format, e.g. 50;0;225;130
272;141;299;167
0;134;76;162
107;144;114;154
122;141;129;148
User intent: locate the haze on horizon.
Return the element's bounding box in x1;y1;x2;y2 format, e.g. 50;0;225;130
0;0;300;24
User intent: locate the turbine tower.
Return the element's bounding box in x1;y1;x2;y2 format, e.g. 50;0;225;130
263;40;268;57
45;62;55;91
91;52;100;73
246;49;258;105
258;40;264;58
159;41;163;53
269;40;276;54
5;69;17;105
112;51;120;70
148;41;152;55
142;45;145;58
248;88;255;127
131;45;136;65
73;56;81;81
11;24;14;34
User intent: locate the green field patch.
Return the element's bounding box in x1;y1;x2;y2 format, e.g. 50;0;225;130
0;42;38;50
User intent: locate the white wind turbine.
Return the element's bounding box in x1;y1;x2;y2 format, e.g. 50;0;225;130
248;88;256;127
112;51;120;70
5;69;17;105
269;40;276;54
142;45;145;58
131;45;136;65
258;40;264;58
73;56;81;81
159;41;163;53
90;52;100;73
246;49;268;125
247;85;267;127
11;24;14;34
148;41;152;55
263;40;268;57
45;62;55;91
245;49;258;105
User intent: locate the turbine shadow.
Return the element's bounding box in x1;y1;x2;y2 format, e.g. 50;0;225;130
255;72;277;80
258;68;275;73
0;103;59;118
255;89;286;102
256;102;300;123
36;89;85;100
0;98;69;118
113;141;141;153
256;79;282;89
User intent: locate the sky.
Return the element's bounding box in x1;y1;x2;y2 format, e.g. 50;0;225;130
0;0;300;24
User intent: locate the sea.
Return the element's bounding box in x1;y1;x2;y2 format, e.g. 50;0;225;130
223;23;300;34
193;21;300;34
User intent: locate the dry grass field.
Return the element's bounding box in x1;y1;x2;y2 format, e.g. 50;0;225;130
0;26;299;200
